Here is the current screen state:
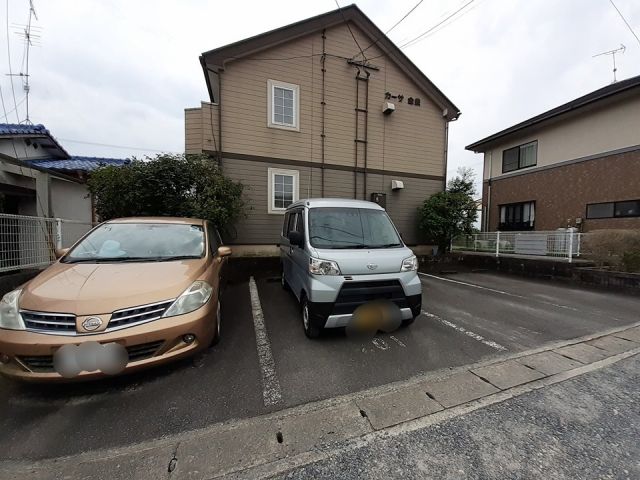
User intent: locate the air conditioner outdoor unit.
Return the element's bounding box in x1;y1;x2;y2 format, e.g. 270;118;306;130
391;180;404;190
382;102;395;115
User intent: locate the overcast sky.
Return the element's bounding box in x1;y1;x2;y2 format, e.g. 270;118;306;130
2;0;639;194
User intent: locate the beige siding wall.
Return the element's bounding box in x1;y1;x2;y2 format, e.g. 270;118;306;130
483;94;640;180
186;22;446;176
221;157;440;245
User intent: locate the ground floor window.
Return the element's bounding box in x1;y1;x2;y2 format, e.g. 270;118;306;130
586;199;640;219
499;201;535;231
268;167;299;214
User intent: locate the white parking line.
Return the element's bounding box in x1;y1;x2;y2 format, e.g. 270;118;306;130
422;310;508;352
418;272;580;312
249;276;283;407
419;272;522;298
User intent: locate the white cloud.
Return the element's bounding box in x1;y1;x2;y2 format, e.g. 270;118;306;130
1;0;639;183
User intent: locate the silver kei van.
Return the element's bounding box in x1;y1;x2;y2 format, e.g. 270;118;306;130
280;198;422;338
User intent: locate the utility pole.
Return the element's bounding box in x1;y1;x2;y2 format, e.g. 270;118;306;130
593;44;625;84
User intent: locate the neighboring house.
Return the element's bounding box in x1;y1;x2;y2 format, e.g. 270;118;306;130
0;123;128;221
466;75;640;232
185;5;459;253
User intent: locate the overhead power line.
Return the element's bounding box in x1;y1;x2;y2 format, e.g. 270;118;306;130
400;0;475;49
366;0;476;62
0;94;25;121
334;0;367;62
58;138;180;154
355;0;425;59
5;0;20;123
609;0;640;47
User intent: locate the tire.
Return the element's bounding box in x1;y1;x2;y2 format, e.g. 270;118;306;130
301;296;321;339
401;316;416;327
210;298;221;346
281;267;291;291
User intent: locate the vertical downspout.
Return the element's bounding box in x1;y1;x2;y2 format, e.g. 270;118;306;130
363;70;370;200
443;121;449;192
354;68;360;199
486;151;493;231
218;72;223;166
320;30;326;196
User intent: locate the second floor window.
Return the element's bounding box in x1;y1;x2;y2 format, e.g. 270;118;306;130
499;201;535;231
268;79;299;131
502;141;537;173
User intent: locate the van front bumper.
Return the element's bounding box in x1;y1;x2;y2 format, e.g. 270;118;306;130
305;272;422;329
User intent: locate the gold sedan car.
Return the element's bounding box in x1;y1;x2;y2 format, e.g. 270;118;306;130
0;217;231;382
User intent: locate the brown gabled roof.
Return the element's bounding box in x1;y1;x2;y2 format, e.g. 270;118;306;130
199;4;460;121
466;74;640;152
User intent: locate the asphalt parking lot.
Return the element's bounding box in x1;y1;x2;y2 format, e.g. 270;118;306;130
1;270;639;461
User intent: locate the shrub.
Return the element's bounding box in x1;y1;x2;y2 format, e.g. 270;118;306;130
418;167;478;253
87;154;245;234
581;229;640;272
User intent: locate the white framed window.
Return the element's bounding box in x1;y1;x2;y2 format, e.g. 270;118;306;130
267;79;300;131
268;167;299;214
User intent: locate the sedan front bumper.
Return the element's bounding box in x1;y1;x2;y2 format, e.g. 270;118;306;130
0;301;218;382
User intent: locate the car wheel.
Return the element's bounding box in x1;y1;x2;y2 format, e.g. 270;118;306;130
210;298;221;346
281;268;290;291
301;296;321;339
401;316;416;327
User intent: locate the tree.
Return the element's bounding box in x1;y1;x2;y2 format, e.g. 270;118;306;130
417;167;478;253
87;154;245;234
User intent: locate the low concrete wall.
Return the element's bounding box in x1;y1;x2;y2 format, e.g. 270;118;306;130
428;253;640;295
429;253;587;279
573;268;640;294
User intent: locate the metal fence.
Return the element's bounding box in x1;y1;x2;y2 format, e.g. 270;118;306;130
0;213;94;273
452;230;583;262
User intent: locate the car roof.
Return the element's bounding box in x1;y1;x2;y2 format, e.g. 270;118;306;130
103;217;206;225
287;198;385;211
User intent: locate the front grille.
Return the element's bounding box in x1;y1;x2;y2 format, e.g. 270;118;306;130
108;300;174;330
332;280;407;315
126;340;165;362
18;340;166;373
21;311;76;333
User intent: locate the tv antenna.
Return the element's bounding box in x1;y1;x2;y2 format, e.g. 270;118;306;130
7;0;39;124
593;44;625;84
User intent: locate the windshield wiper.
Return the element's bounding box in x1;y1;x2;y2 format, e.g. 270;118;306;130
368;243;403;248
149;255;202;262
65;256;154;264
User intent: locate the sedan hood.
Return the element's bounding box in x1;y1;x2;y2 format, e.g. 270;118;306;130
313;247;414;275
19;260;207;315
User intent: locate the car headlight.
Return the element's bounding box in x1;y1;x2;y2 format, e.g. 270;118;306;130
0;289;25;330
401;255;418;272
309;257;341;275
162;281;213;318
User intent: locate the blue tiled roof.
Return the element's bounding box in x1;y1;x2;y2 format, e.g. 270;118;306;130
27;157;130;171
0;123;50;136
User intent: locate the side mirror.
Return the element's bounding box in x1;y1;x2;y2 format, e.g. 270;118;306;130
55;248;69;259
288;231;304;248
217;246;232;257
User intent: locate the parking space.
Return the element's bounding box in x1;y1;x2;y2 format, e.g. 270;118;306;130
1;270;639;461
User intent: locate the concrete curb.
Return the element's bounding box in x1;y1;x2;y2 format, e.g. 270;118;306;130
3;323;640;480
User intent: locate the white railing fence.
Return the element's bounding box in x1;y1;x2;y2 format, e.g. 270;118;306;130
452;230;583;263
0;213;95;273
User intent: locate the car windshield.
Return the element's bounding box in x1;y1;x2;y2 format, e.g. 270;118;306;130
308;207;403;249
63;223;205;263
